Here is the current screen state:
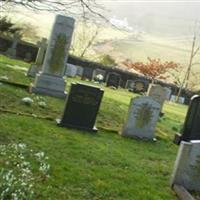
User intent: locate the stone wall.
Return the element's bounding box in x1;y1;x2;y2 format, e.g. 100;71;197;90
0;36;195;103
0;36;38;62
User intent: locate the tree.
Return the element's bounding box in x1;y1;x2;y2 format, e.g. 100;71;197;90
176;27;200;100
122;57;179;83
0;16;39;42
70;21;101;59
1;0;106;21
0;16;21;36
99;54;116;66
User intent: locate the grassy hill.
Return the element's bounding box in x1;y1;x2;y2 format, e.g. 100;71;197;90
0;55;189;199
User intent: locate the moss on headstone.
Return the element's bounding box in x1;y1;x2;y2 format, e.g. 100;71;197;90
49;34;67;75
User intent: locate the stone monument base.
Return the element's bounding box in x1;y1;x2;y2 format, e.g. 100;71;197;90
31;73;67;98
56;119;98;132
173;133;182;145
120;131;156;141
27;64;39;77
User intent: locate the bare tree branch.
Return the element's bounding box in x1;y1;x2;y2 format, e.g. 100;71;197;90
0;0;107;22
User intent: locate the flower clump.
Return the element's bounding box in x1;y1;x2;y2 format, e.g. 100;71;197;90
0;143;50;200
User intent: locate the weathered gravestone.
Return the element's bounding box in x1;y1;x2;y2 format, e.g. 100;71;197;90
121;96;161;140
93;68;106;82
164;87;172;100
134;80;145;92
57;83;104;132
31;15;75;98
171;140;200;192
27;38;47;77
174;95;200;144
76;66;84;76
170;95;185;104
81;67;94;81
125;80;135;91
106;72;121;89
65;63;77;77
147;84;166;111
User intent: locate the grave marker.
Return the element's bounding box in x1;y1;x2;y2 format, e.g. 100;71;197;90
171;140;200;192
57;83;104;132
147;84;166;111
175;95;200;144
121;96;160;140
27;38;47;77
31;15;75;98
106;72;121;89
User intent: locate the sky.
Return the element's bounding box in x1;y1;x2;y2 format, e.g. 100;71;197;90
3;1;200;39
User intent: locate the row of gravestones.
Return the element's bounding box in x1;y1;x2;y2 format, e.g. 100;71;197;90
26;14;200;194
1;34;41;62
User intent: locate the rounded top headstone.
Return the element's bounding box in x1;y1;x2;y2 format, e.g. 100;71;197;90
191;95;200;101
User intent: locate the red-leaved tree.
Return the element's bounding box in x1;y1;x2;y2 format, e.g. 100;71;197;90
122;57;179;83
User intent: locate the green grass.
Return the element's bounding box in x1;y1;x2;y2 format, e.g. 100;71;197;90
0;55;188;199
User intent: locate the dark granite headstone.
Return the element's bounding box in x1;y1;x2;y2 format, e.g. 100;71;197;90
106;72;121;88
58;83;104;132
174;95;200;144
81;67;94;81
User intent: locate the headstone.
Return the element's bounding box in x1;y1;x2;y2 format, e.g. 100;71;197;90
170;95;176;102
31;15;75;98
171;140;200;192
134;80;145;92
170;95;185;104
164;87;172;100
57;83;104;132
178;97;185;104
106;72;121;88
65;64;77;77
27;38;48;77
81;67;94;81
93;68;106;82
125;80;135;91
6;32;21;57
76;66;84;76
147;84;166;110
178;95;200;143
121;96;161;140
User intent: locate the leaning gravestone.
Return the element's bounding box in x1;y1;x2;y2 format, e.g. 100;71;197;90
106;72;121;89
121;96;160;140
174;95;200;144
57;83;104;132
27;38;48;77
31;15;75;98
171;140;200;192
147;84;166;111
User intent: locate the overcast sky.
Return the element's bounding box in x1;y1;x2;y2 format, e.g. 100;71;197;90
5;1;200;38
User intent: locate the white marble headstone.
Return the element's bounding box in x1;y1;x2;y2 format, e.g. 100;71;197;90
171;140;200;191
121;96;161;140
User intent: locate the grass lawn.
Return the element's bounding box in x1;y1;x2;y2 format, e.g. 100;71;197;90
0;55;188;199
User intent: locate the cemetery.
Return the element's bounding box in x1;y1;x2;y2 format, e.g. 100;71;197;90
1;3;200;200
